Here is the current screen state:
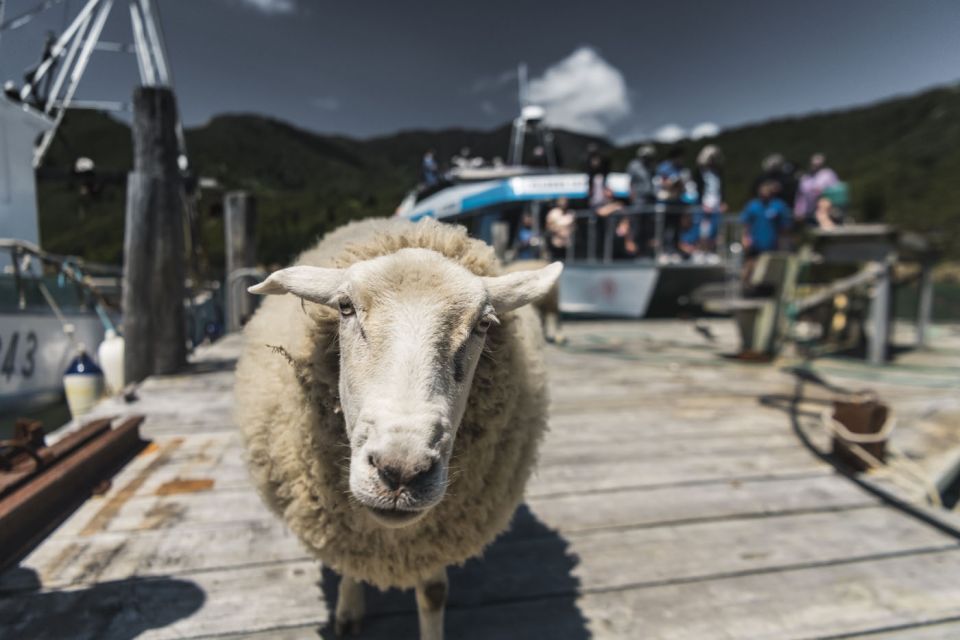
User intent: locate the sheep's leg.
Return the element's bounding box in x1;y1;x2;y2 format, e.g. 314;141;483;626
334;575;365;637
544;310;565;344
415;567;448;640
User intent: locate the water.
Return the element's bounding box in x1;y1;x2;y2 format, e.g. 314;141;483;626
0;398;72;440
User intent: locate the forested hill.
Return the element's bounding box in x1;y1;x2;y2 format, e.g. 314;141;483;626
36;82;960;272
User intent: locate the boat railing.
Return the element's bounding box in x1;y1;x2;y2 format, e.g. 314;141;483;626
0;239;121;314
560;203;743;266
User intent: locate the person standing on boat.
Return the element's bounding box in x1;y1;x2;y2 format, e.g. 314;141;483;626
422;149;440;187
627;145;656;203
627;145;657;255
794;153;839;225
513;212;542;260
545;198;575;261
680;145;725;256
654;146;686;202
584;145;611;205
741;181;791;257
653;146;689;255
751;153;798;205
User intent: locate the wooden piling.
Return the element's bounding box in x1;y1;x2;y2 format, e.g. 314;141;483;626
224;191;257;332
122;86;187;383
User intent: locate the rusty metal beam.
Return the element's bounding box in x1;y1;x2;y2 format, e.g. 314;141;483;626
0;416;148;573
0;418;113;496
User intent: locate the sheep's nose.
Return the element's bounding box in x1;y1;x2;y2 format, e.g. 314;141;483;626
368;453;436;491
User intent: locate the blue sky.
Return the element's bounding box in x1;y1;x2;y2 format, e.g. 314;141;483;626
2;0;959;142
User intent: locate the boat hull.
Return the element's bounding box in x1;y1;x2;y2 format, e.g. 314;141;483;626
560;263;727;318
0;312;105;413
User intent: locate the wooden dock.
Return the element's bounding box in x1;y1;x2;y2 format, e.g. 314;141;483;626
3;320;960;639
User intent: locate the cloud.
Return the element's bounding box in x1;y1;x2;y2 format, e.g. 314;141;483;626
653;124;687;143
468;69;518;95
233;0;295;14
690;122;720;139
526;46;631;136
311;96;340;111
613;124;649;145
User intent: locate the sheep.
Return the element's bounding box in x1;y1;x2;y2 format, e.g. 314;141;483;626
235;217;561;640
504;259;566;345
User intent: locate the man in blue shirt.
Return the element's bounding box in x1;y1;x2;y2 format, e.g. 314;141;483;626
740;181;791;257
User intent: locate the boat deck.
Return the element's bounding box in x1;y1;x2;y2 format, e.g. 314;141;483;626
3;320;960;639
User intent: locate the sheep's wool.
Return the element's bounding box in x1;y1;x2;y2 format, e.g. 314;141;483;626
235;218;549;589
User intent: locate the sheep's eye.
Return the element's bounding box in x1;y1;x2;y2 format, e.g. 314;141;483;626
338;299;355;317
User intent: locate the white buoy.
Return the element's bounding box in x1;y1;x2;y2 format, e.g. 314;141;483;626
97;329;125;395
63;345;104;419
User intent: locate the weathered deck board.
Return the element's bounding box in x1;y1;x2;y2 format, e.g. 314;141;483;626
0;561;328;639
2;321;960;639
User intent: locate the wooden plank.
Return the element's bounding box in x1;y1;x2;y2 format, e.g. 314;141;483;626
50;486;267;537
528;473;875;534
834;619;960;639
5;520;305;590
527;448;829;497
257;549;960;640
0;561;327;640
539;435;801;466
444;506;955;612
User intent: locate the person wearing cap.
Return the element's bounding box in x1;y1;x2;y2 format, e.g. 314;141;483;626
794;153;839;225
751;153;798;205
680;145;726;255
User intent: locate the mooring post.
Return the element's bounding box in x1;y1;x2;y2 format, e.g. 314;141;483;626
122;86;187;383
224;191;257;332
868;261;892;365
916;261;934;347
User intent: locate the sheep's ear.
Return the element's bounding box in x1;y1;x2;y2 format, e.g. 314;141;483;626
248;266;346;306
483;262;563;313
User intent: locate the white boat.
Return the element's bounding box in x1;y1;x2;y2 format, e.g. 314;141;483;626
0;0;183;413
395;83;732;318
0;97;116;412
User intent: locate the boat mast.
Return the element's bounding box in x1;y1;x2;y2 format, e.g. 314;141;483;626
6;0;185;169
508;63;527;166
507;61;557;169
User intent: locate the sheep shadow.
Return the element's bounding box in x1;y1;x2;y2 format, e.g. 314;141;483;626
0;570;206;640
318;504;591;639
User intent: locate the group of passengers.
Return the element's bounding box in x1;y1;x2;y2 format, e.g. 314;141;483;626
536;145;847;263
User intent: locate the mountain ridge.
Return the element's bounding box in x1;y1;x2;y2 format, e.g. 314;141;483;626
35;82;960;271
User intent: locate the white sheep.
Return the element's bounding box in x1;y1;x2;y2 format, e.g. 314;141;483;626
235;217;561;640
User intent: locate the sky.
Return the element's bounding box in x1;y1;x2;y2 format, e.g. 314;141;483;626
1;0;959;143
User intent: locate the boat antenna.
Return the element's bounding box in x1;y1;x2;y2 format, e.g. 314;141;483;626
508;62;528;166
507;62;557;169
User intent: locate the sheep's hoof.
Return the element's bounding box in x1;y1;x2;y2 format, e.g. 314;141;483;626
334;617;362;637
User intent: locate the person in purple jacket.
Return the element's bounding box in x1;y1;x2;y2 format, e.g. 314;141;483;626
794;153;839;225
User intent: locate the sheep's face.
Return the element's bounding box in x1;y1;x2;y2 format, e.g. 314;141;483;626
251;248;561;528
